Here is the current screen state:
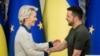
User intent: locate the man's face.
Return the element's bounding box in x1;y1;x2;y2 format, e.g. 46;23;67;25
66;11;74;26
27;11;37;26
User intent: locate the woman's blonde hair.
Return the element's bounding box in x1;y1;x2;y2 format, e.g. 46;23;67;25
18;5;38;24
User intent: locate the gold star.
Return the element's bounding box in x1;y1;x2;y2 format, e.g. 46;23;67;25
89;25;95;34
38;21;43;30
10;25;14;32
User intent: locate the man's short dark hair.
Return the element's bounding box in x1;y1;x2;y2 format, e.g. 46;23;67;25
67;6;83;20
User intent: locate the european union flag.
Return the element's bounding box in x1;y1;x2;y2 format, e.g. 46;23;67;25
7;0;45;56
86;0;100;55
67;0;79;6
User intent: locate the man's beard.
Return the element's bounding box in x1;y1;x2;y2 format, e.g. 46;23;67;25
68;21;74;26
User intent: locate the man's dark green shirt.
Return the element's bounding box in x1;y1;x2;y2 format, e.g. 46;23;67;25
65;24;90;56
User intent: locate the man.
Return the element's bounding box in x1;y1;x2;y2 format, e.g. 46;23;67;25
46;6;90;56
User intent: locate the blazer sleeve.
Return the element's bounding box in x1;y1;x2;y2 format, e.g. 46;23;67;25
18;34;48;56
34;41;53;51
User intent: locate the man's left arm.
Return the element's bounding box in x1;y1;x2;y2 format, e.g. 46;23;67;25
72;49;82;56
73;30;89;56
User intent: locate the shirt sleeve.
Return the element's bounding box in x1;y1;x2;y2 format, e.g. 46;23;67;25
74;30;89;50
18;34;48;56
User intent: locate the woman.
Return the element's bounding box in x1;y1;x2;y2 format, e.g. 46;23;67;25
14;5;54;56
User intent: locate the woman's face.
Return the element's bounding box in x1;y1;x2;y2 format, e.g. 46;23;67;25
27;11;37;27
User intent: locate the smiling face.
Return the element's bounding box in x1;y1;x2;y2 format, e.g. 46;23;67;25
25;10;37;27
66;10;75;26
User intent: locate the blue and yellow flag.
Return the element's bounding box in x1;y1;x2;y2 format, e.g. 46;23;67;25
86;0;100;55
43;0;78;56
7;0;45;56
0;6;8;56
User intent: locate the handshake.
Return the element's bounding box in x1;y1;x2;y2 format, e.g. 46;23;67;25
45;39;61;54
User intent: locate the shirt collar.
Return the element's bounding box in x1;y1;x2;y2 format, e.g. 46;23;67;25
73;24;83;30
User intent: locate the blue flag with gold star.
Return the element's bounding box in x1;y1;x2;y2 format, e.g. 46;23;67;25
7;0;45;56
86;0;100;55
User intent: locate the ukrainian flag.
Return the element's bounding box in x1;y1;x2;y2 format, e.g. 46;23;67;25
43;0;78;56
0;7;8;56
7;0;45;56
86;0;100;55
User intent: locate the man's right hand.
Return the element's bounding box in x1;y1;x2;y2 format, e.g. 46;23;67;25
53;39;61;46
